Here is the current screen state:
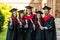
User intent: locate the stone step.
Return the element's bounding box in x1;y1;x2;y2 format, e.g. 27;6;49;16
57;31;60;36
55;18;60;20
56;30;60;40
55;18;60;29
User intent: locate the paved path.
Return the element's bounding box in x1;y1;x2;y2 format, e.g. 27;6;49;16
55;18;60;40
57;29;60;40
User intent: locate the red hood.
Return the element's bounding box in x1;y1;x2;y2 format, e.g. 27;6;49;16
24;14;35;20
44;14;52;22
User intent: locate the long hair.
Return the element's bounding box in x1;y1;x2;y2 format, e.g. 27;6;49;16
19;13;24;19
11;12;17;22
25;9;32;16
11;12;17;18
35;14;43;24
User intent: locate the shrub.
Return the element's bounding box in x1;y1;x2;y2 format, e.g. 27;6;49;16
0;10;5;32
0;2;12;32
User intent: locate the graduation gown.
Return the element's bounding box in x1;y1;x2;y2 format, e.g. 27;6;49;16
44;15;57;40
17;18;25;40
23;19;28;40
35;20;44;40
6;21;14;40
24;14;35;40
12;17;18;40
6;17;18;40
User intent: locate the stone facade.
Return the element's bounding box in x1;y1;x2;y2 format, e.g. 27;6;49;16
47;0;60;18
55;0;60;18
47;0;56;18
29;0;42;11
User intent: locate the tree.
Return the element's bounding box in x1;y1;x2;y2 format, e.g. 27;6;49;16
0;10;5;32
0;3;12;32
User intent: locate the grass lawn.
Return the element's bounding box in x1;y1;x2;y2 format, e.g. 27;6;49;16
0;29;7;40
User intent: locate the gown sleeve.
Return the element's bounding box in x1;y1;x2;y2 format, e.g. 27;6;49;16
44;17;55;31
8;21;13;30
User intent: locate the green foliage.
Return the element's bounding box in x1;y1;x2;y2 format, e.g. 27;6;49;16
0;2;12;32
0;10;5;32
24;9;27;15
0;29;7;40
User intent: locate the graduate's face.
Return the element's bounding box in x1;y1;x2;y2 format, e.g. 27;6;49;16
12;11;17;17
27;9;32;14
44;10;49;16
20;13;24;18
36;13;41;19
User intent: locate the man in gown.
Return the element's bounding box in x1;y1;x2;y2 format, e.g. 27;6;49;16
43;6;57;40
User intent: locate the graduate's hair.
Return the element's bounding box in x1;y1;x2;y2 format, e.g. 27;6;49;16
19;13;24;18
26;12;32;15
35;14;43;24
11;13;17;18
11;13;17;22
11;12;17;22
25;9;32;15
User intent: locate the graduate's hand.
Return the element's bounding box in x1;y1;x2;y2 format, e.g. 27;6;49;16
24;24;28;28
20;22;22;25
17;18;20;23
8;16;12;22
33;24;35;30
40;26;44;30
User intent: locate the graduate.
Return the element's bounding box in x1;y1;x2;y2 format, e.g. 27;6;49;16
43;6;57;40
6;8;18;40
24;6;35;40
35;11;44;40
17;10;25;40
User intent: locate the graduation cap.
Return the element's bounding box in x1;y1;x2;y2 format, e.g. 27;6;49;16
18;10;24;13
25;6;33;9
43;6;51;10
36;11;43;14
10;8;17;12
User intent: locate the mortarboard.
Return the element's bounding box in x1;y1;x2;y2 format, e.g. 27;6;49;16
18;10;24;13
10;8;17;12
25;6;33;9
43;6;51;10
36;11;43;14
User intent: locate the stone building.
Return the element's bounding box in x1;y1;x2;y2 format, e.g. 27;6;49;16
30;0;60;18
47;0;60;18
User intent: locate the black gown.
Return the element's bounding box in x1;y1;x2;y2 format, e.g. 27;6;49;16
17;18;25;40
44;15;57;40
6;17;18;40
12;18;18;40
23;19;28;40
6;21;13;40
24;14;35;40
35;20;44;40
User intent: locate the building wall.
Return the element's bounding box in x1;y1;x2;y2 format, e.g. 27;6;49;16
55;0;60;18
47;0;60;18
47;0;55;18
29;0;42;11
